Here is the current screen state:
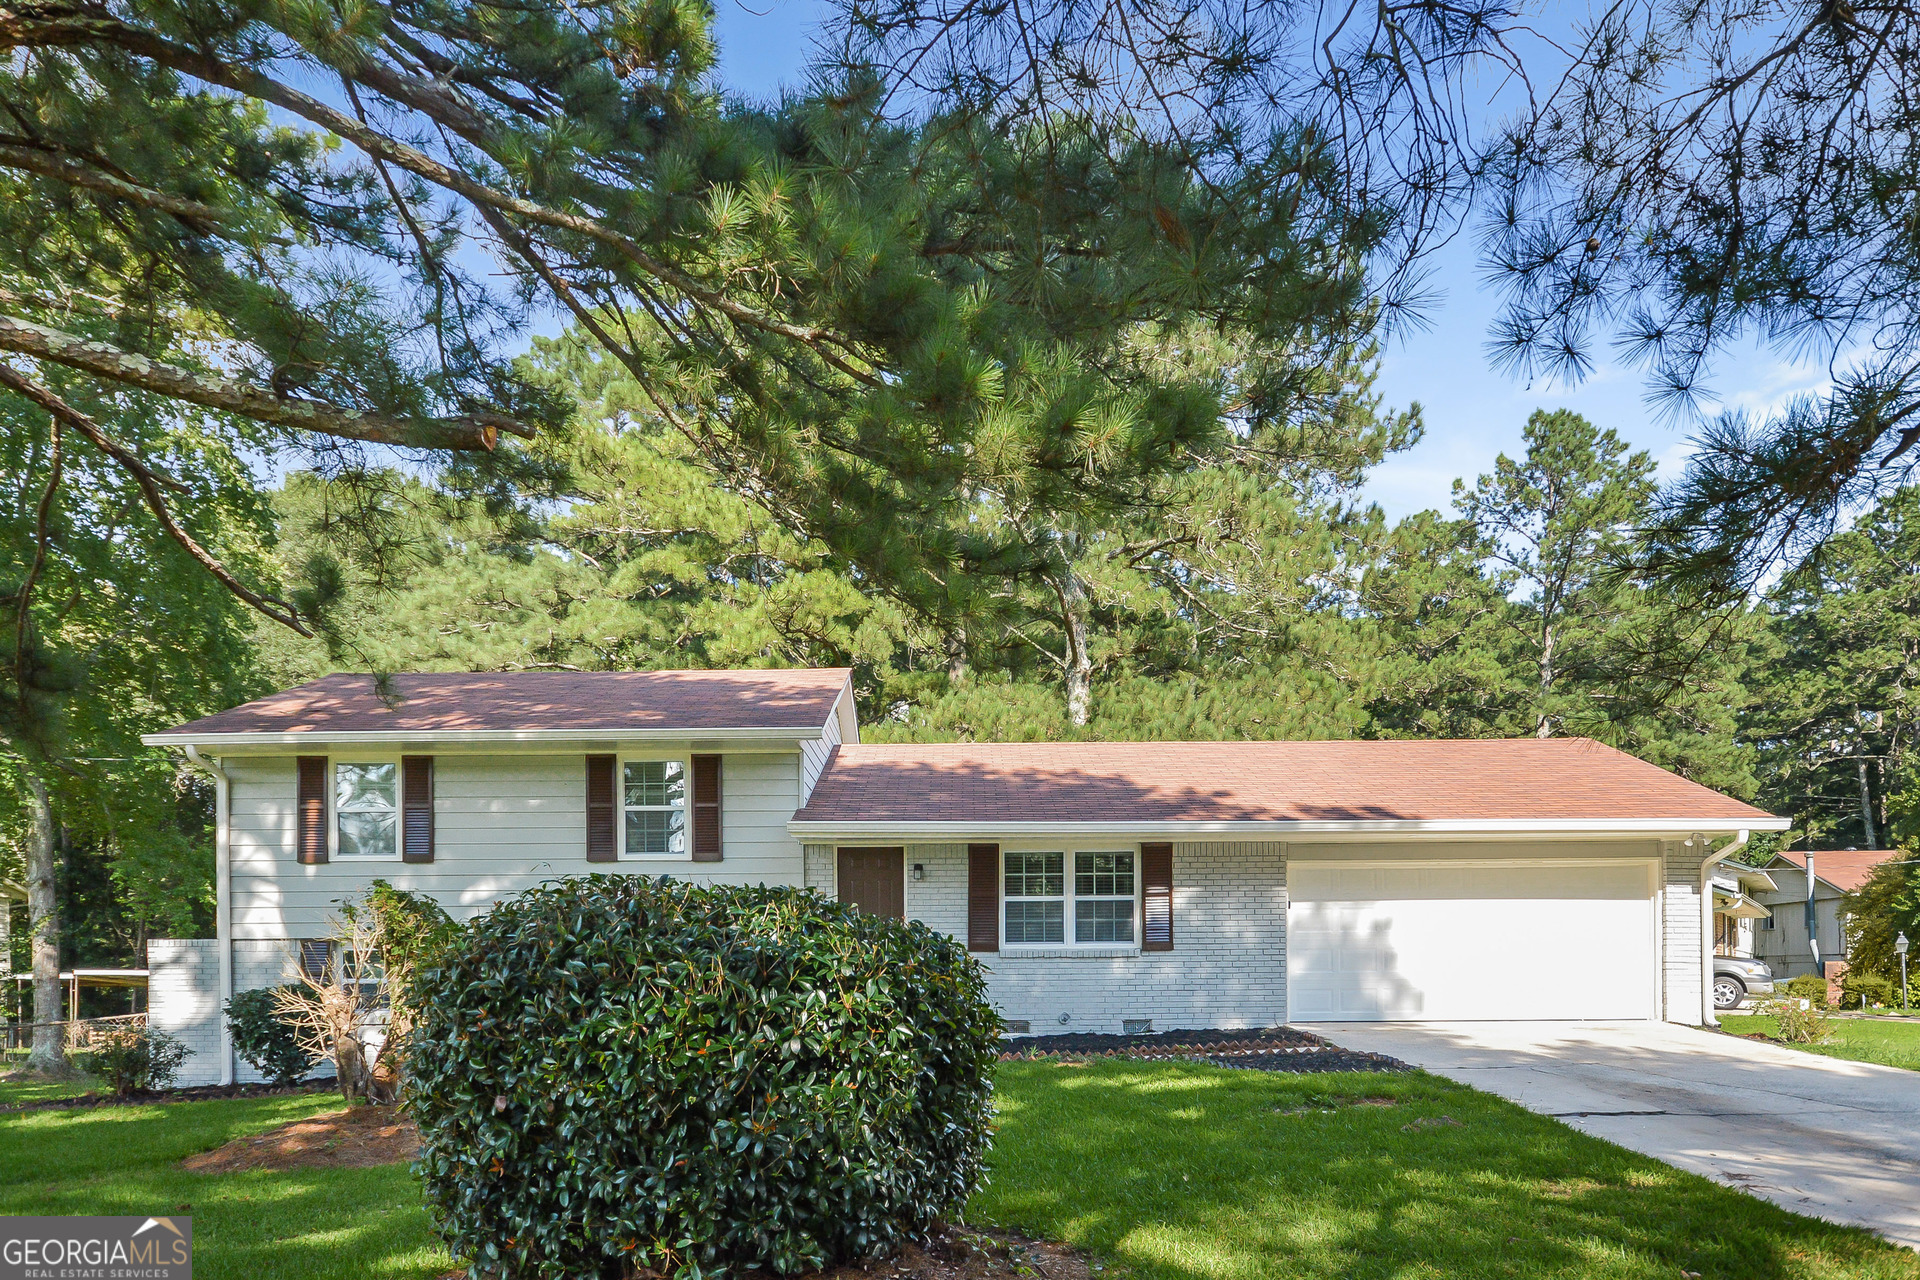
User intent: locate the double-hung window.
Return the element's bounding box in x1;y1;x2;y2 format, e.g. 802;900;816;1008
1003;849;1139;946
335;762;400;860
1075;852;1135;942
1004;852;1065;943
623;760;686;857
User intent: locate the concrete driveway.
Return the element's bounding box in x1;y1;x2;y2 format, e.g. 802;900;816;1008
1318;1021;1920;1249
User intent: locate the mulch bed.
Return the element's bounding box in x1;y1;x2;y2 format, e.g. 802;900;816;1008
1;1080;335;1114
181;1104;418;1173
434;1222;1090;1280
1000;1025;1408;1074
811;1224;1093;1280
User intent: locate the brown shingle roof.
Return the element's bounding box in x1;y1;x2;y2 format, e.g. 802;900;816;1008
1767;849;1900;895
792;738;1779;826
151;669;850;738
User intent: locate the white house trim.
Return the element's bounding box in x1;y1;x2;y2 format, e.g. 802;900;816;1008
789;817;1790;841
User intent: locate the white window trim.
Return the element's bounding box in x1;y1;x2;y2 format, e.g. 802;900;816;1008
1000;842;1143;950
330;755;403;862
617;753;692;861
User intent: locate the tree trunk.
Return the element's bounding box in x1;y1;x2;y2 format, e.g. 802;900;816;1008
1055;571;1093;728
1858;757;1879;850
946;627;969;687
23;767;64;1073
1535;619;1556;738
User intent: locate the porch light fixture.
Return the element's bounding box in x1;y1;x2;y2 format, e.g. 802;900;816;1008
912;863;925;881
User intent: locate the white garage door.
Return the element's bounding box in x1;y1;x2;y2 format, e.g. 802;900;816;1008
1287;860;1658;1021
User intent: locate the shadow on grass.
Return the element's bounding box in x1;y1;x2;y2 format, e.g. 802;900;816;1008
974;1060;1920;1280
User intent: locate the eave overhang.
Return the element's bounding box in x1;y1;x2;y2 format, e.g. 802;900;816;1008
787;817;1788;841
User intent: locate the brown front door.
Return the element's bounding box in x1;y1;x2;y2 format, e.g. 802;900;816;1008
838;847;905;919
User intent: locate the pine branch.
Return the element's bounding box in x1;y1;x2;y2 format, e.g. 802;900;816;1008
0;312;528;450
0;362;312;635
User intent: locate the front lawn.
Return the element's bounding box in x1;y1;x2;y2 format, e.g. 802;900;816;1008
7;1061;1919;1280
1719;1014;1920;1072
0;1091;451;1280
0;1073;101;1108
976;1060;1920;1280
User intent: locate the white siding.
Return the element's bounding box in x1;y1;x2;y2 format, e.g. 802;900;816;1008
1663;839;1707;1024
801;705;843;803
228;749;806;938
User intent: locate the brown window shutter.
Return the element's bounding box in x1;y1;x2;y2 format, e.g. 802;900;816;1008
1142;842;1173;951
299;939;333;980
586;754;617;862
967;843;1000;953
691;754;722;862
402;756;434;863
297;756;329;864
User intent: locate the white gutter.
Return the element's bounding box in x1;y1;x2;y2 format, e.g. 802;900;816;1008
1699;828;1751;1029
141;726;824;748
182;746;235;1086
790;817;1790;840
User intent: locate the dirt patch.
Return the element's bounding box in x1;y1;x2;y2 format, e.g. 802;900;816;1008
434;1222;1092;1280
1274;1094;1399;1116
180;1104;418;1173
2;1081;333;1114
1002;1026;1407;1074
1399;1115;1462;1133
814;1224;1093;1280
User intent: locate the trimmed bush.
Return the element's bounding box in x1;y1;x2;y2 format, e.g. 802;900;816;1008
409;877;1002;1280
1782;973;1830;1008
226;985;319;1084
1840;971;1895;1009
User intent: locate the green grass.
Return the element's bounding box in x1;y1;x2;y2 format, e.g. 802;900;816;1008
0;1090;452;1280
974;1059;1920;1280
0;1073;102;1107
9;1061;1920;1280
1720;1014;1920;1071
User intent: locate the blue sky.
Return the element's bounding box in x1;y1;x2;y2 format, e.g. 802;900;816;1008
708;0;1842;522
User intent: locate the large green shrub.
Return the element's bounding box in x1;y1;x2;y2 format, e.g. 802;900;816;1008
1783;973;1831;1008
226;985;319;1084
409;877;1002;1280
1840;971;1895;1009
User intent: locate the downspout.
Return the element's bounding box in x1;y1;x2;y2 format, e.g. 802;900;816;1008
1698;828;1750;1028
184;745;234;1085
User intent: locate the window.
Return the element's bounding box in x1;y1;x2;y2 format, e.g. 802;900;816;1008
623;759;686;856
1075;852;1136;942
1004;852;1064;943
1003;849;1140;947
335;762;399;859
340;947;384;1001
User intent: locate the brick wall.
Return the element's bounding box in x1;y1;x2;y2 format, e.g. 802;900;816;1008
903;841;1287;1034
1663;839;1707;1024
148;939;223;1087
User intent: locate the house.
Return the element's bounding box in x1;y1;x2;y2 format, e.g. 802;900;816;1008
1710;863;1779;960
141;668;1789;1085
1751;849;1902;981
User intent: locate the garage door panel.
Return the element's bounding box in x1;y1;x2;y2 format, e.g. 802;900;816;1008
1287;861;1655;1022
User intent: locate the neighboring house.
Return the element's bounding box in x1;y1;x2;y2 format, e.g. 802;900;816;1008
1711;864;1779;959
141;668;1789;1085
1751;849;1902;980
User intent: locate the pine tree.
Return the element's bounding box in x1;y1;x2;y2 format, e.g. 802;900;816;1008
1367;409;1755;793
1746;487;1920;847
